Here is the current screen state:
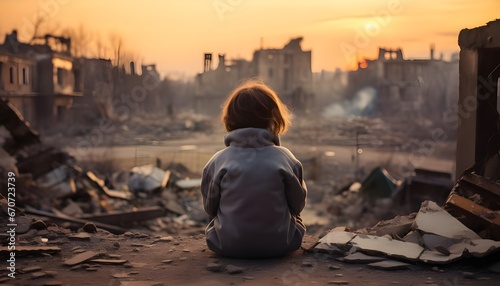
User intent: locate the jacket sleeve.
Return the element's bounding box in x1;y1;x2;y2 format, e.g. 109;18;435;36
201;162;224;218
283;162;307;215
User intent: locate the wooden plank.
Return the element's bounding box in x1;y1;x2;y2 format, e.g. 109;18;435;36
80;206;166;226
445;193;500;240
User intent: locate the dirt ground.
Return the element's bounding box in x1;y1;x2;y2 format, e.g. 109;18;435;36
1;227;499;286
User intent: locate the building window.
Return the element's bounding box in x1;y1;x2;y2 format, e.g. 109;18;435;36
22;67;28;84
74;70;81;92
9;66;14;84
268;68;273;78
57;68;64;86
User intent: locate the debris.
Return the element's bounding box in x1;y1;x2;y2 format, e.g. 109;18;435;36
63;251;101;266
157;236;174;242
206;262;224;272
314;230;356;254
31;219;48;230
341;252;385;263
367;260;412;270
82;222;97;233
359;167;399;198
371;214;415;237
21;266;42;273
68;232;91;240
393;168;454;212
80;207;166;227
31;271;48;279
89;259;128;265
445;173;500;241
162;259;173;264
226;264;244;274
329;265;341;270
413;201;480;240
302;260;314;267
0;245;61;255
128;164;170;193
350;234;424;261
26;208;126;234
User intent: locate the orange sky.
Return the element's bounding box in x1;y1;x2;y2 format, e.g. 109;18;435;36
0;0;498;78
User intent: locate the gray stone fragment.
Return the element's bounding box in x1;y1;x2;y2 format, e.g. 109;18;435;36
206;262;224;272
226;264;244;274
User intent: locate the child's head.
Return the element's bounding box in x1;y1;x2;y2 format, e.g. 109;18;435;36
221;80;292;135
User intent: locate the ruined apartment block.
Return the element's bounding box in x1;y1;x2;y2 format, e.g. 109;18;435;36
0;30;82;129
195;37;313;115
348;46;459;118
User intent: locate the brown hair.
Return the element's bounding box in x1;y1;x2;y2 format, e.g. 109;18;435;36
221;80;292;134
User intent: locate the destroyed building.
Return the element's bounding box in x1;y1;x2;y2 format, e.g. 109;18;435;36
194;37;313;115
0;30;83;129
347;46;459;118
0;30;175;131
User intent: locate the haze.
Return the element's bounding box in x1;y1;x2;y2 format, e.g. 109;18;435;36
0;0;497;78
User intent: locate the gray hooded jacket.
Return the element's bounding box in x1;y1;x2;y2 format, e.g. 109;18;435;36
201;128;307;258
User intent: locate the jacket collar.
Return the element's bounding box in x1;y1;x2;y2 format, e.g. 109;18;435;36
224;128;280;147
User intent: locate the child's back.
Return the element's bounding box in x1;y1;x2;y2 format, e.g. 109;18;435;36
201;80;307;258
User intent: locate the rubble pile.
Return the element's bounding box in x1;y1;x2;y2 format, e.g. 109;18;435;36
0;99;207;237
313;171;500;268
64;111;213;147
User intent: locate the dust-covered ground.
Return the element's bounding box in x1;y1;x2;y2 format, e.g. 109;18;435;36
1;225;499;286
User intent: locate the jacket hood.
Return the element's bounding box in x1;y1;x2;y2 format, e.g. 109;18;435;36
224;128;280;147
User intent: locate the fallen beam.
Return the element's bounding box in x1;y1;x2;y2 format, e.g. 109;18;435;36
445;193;500;240
80;206;166;227
459;173;500;208
25;208;127;234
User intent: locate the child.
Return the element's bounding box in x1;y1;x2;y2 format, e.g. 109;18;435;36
201;80;307;258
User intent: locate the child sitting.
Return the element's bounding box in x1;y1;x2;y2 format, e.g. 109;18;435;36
201;80;307;258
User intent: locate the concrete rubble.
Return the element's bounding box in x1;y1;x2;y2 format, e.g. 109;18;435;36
0;99;207;237
313;199;500;266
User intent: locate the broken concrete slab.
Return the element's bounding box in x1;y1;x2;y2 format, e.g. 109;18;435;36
350;234;424;261
314;231;357;253
367;260;412;270
63;251;101;266
371;214;415;237
402;231;421;245
413;201;481;240
418;249;464;264
341;252;385;263
318;231;357;245
465;239;500;257
422;234;461;251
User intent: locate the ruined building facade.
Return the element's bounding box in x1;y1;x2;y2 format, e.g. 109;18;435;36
0;30;169;130
195;37;313;115
348;46;459;118
0;30;82;129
